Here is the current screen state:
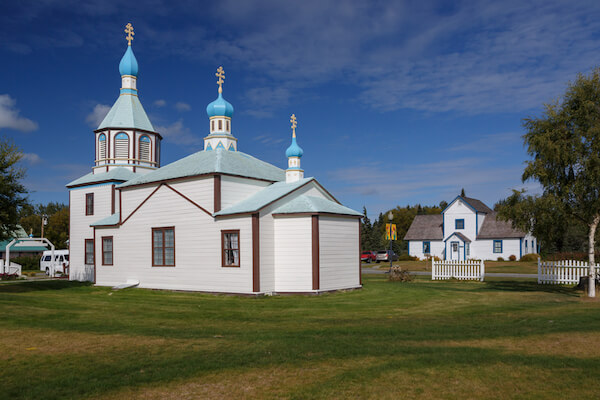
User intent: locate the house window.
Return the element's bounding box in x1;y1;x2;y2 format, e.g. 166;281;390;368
493;240;502;253
153;227;175;266
139;135;150;161
452;242;458;252
102;237;113;265
423;241;431;254
114;132;129;159
85;239;94;265
455;219;464;229
98;134;107;160
466;242;470;256
525;240;528;250
85;193;94;216
222;230;240;267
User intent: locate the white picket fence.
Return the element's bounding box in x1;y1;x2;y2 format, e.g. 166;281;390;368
538;259;600;284
432;259;485;281
0;260;22;276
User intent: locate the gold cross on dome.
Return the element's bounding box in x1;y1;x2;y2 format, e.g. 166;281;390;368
216;66;225;93
124;23;135;46
290;114;297;137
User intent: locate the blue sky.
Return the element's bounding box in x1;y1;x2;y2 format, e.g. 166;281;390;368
2;0;600;219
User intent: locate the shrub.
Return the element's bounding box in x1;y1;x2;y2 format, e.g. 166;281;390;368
11;256;40;271
509;255;517;261
388;267;413;282
497;257;504;261
520;253;539;262
397;254;419;261
546;252;587;261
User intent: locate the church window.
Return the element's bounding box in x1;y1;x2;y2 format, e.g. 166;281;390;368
114;132;129;160
139;135;151;161
211;120;215;131
226;120;230;131
85;193;94;215
218;120;222;130
222;230;240;267
98;134;106;160
85;239;94;265
102;237;113;265
153;227;175;266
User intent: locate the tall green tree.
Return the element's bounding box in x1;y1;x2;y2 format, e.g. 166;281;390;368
514;67;600;297
0;138;28;241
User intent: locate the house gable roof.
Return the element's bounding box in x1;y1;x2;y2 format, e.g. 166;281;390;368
442;196;493;214
478;212;526;239
444;232;471;243
272;195;362;216
403;215;443;240
66;167;138;188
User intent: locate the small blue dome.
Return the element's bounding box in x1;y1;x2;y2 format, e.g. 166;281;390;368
206;93;234;118
286;137;303;158
119;46;139;76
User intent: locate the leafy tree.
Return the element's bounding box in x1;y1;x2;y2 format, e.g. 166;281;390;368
19;202;69;248
508;67;600;297
0;138;28;241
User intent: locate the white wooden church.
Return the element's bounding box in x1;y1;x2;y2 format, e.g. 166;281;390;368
67;25;362;294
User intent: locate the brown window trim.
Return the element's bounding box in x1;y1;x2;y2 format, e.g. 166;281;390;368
101;236;113;266
221;229;240;267
85;239;94;265
152;227;176;267
85;193;94;215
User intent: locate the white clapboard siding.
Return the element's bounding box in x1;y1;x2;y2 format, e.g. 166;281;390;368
69;185;114;282
95;185;254;293
120;185;161;220
273;216;313;292
169;177;213;213
221;175;270;209
319;216;360;291
537;259;600;285
443;200;477;242
259;212;275;293
432;259;485;281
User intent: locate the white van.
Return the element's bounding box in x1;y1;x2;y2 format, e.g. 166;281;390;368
40;250;69;275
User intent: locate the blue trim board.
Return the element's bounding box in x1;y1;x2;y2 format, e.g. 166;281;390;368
68;182;123;190
493;239;503;253
475;213;478;236
519;238;522;259
407;241;410;255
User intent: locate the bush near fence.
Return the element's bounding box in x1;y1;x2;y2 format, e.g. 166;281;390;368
11;256;39;271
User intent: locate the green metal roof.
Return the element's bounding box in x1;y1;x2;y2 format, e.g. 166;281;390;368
119;148;285;188
91;213;120;227
214;178;315;216
66;167;138;188
272;195;362;216
98;94;155;132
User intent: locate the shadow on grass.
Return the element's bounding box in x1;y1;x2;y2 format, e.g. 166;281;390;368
0;280;92;293
483;279;579;296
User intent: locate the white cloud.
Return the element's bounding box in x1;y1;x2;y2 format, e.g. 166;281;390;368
174;102;191;112
21;152;42;165
154;99;167;107
0;94;38;132
85;104;110;128
154;119;202;146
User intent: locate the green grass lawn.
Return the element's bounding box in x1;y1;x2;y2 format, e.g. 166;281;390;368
1;276;599;399
367;260;539;274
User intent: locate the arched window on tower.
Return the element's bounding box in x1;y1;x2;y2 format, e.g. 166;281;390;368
98;134;107;161
218;120;222;130
211;120;215;131
226;120;230;132
114;132;129;160
139;135;151;161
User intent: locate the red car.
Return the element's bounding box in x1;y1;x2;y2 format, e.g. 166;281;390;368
361;251;377;263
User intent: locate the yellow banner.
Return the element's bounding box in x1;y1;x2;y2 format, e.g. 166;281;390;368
386;224;397;240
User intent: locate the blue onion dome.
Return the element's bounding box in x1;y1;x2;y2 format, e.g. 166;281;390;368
286;137;303;158
206;93;234;118
119;46;139;76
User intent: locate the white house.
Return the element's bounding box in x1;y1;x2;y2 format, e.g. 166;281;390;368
404;196;537;261
66;26;362;294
